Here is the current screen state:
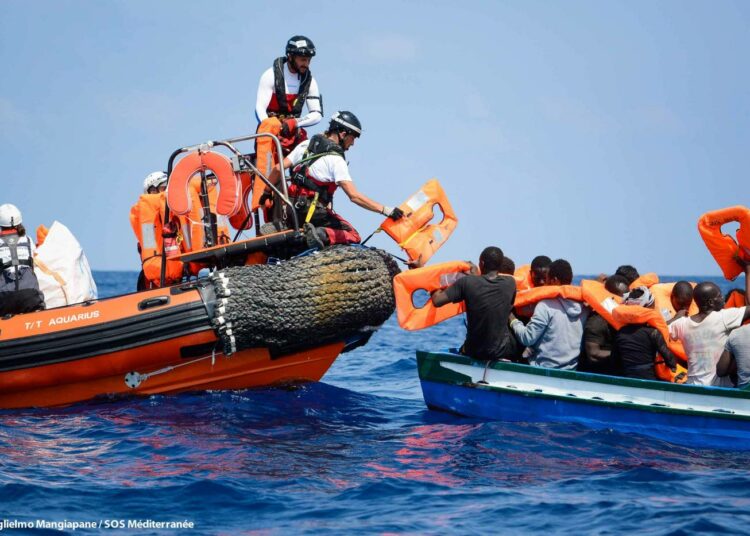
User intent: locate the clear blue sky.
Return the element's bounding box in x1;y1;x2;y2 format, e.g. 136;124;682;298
2;0;748;275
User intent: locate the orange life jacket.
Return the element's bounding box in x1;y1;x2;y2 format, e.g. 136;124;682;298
514;285;583;309
229;171;255;231
611;304;688;383
630;272;659;289
698;205;750;281
167;150;242;219
650;282;698;321
513;264;534;291
381;179;457;265
726;289;747;309
393;261;471;331
129;193;184;286
581;279;624;329
36;225;49;248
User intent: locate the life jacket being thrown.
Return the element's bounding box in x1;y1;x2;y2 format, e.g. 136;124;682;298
611;304;688;383
129;193;184;287
381;179;458;266
698;205;750;281
393;261;471;330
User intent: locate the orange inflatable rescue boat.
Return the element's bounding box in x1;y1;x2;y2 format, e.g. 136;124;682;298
0;133;404;409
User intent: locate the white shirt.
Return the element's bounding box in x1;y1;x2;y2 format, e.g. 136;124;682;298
287;139;352;184
669;307;747;386
255;63;322;128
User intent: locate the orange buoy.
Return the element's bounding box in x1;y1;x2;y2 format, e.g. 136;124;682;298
167;150;241;217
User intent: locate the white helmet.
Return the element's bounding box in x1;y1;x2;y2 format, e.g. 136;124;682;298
143;171;168;192
0;203;22;228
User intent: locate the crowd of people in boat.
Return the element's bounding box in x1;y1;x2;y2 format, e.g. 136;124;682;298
431;246;750;390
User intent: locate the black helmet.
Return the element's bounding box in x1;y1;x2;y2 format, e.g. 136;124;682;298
329;111;362;137
286;35;316;57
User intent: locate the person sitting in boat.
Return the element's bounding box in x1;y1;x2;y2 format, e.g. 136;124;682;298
717;322;750;389
266;111;404;247
499;255;515;275
667;281;694;325
431;246;519;361
615;264;640;286
514;255;551;290
614;286;679;381
579;274;628;376
669;267;750;386
254;35;322;181
0;203;45;316
509;259;588;370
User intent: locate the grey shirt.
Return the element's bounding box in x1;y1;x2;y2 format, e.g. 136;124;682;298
726;324;750;389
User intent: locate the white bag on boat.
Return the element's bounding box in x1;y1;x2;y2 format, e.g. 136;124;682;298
34;221;98;308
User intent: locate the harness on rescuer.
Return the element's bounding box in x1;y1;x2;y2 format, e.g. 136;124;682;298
289;134;345;206
0;234;34;291
271;57;312;118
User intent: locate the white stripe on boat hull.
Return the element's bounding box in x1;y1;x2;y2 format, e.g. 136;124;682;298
442;361;750;417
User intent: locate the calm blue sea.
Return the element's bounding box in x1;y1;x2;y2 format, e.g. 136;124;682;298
1;272;749;535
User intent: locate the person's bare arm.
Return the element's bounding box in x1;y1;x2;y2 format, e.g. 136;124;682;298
266;157;293;189
717;349;737;378
431;289;451;307
584;341;611;362
339;181;387;215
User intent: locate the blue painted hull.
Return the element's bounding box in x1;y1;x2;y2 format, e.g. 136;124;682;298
421;380;750;449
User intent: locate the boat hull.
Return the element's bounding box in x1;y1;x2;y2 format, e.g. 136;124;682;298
418;351;750;449
0;285;345;409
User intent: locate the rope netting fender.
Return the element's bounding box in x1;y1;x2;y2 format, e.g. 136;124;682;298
209;246;401;355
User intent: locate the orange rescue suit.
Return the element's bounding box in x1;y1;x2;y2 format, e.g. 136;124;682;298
130;193;184;287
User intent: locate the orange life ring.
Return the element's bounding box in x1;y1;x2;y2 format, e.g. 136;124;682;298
393;261;471;330
381;179;457;265
167;150;241;217
698;205;750;281
612;304;688;383
581;279;624;329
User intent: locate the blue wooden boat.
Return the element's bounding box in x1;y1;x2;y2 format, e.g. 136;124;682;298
418;350;750;449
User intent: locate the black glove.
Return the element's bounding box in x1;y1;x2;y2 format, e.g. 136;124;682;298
389;207;404;221
279;118;297;138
